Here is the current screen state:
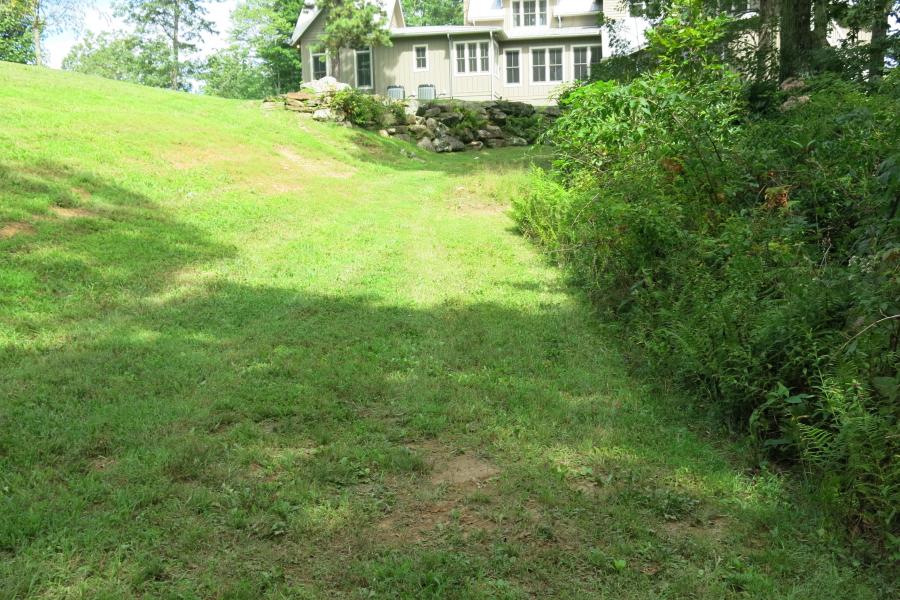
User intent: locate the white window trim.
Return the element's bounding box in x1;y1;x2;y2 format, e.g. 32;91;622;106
453;41;490;76
310;49;330;80
354;47;374;89
511;0;547;28
573;45;601;80
530;46;565;86
413;44;429;71
504;48;522;87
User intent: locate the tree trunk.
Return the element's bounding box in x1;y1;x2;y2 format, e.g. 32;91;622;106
779;0;813;81
868;0;890;80
755;0;776;84
171;4;180;90
32;1;41;66
812;0;829;48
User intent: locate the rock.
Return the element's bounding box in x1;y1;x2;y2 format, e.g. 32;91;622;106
507;136;528;146
417;137;435;152
262;101;284;111
424;105;443;118
404;99;419;117
488;110;507;124
285;104;315;113
432;135;465;153
779;95;810;112
284;91;315;101
407;124;429;139
494;100;534;117
485;138;507;148
477;125;503;140
379;129;391;138
312;108;337;121
306;76;350;94
393;133;413;143
542;106;562;118
780;77;806;92
425;117;438;130
405;113;418;125
393;125;409;135
467;140;484;151
441;111;463;126
458;127;475;143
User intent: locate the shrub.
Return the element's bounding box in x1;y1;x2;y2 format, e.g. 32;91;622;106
330;89;399;129
512;8;899;556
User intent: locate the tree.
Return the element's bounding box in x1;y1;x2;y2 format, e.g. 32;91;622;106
62;30;174;88
115;0;221;91
202;44;272;98
403;0;463;25
13;0;88;65
0;0;35;63
229;0;303;94
314;0;392;75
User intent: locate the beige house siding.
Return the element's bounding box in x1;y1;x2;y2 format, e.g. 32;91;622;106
496;39;601;103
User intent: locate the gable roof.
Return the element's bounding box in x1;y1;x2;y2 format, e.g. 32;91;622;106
290;0;403;45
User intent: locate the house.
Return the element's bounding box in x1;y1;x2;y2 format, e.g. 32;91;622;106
291;0;645;105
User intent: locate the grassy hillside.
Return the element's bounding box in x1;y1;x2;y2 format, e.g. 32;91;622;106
0;62;892;598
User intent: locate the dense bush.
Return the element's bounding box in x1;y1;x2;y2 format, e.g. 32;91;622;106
513;10;899;556
330;88;403;129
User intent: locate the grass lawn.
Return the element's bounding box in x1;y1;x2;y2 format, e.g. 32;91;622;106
0;62;893;598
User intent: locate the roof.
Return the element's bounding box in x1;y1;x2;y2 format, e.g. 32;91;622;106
553;0;602;16
389;25;503;38
467;0;504;22
291;0;401;45
503;26;602;40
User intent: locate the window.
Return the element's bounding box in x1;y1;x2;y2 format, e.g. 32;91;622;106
355;48;372;88
573;46;601;79
505;50;520;84
455;42;489;74
414;45;428;71
532;48;546;82
549;47;563;81
311;52;328;80
514;0;545;27
523;0;536;26
532;47;563;83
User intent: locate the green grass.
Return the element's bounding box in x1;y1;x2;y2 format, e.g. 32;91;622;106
0;62;892;598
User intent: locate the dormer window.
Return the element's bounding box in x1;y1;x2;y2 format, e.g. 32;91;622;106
512;0;547;27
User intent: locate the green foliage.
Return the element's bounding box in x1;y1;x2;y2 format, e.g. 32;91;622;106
229;0;303;95
514;4;900;556
403;0;463;26
0;1;35;64
330;88;399;128
62;31;174;89
202;44;273;99
116;0;222;90
314;0;392;58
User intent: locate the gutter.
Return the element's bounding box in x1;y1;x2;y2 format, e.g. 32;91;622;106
489;30;494;100
447;33;453;99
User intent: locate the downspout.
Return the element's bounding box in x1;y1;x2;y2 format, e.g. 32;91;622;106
447;33;453;99
489;30;495;100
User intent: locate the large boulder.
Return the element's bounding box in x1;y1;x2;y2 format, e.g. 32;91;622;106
306;76;350;94
484;138;507;148
408;123;432;139
494;100;534;117
416;137;435;152
312;108;339;121
477;125;503;140
507;136;528;146
432;135;465;153
441;111;463;127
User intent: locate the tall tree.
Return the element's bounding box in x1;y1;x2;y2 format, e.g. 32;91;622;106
403;0;463;25
0;0;35;63
15;0;88;65
62;30;174;87
313;0;392;75
229;0;303;94
115;0;221;90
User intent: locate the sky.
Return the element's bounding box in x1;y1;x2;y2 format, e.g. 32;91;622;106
44;0;239;69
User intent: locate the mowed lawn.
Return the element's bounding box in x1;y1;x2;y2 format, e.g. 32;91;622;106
0;63;891;598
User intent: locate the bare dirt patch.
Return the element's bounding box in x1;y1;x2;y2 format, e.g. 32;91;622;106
50;205;95;219
661;515;729;545
448;185;507;216
276;146;355;179
0;222;36;239
373;442;502;545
